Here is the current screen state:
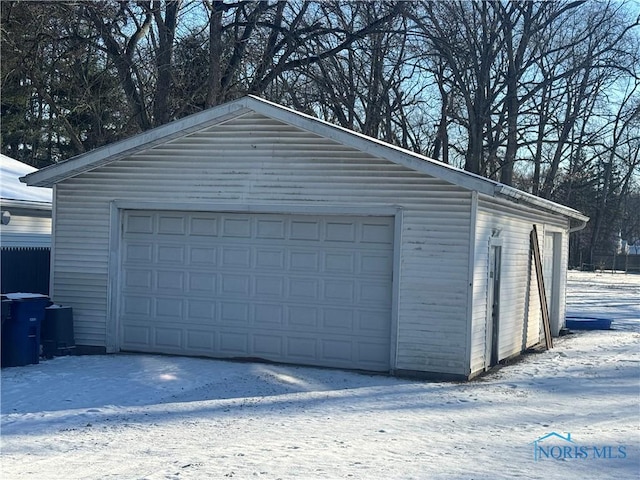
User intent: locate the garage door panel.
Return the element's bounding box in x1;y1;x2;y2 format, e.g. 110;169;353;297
190;216;218;236
360;282;392;305
122;324;150;346
256;249;285;269
253;334;283;356
357;310;390;333
157;245;185;264
124;269;153;289
287;337;317;360
326;221;356;242
127;213;154;233
290;220;320;240
186;330;215;351
253;303;284;326
189;246;217;266
289;250;319;271
188;272;216;293
324;280;355;303
287;306;318;328
187;299;215;321
155;327;182;348
256;219;286;239
322;308;354;332
361;222;394;244
360;253;393;274
120;211;393;371
322;338;353;362
288;277;320;300
156;270;184;291
158;215;186;235
221;274;250;296
222;217;251;237
219;331;249;354
155;297;182;318
324;252;355;273
254;275;284;297
222;246;251;267
358;341;390;364
220;302;249;323
124;295;152;316
125;243;153;262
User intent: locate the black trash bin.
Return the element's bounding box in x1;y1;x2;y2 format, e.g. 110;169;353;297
0;294;50;367
42;305;75;358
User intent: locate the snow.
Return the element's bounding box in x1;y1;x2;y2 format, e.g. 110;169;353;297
1;271;639;479
3;293;49;301
0;154;52;204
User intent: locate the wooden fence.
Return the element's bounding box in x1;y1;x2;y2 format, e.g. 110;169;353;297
581;254;640;274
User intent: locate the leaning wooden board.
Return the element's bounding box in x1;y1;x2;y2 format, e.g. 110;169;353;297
531;225;553;350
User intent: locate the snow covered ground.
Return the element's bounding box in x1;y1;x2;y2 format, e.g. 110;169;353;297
1;271;638;479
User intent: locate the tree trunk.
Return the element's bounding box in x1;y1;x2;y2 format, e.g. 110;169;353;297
86;5;153;131
206;2;225;107
466;110;483;174
151;0;179;126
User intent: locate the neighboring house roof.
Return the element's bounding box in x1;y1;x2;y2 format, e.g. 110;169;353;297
20;95;588;223
1;154;52;210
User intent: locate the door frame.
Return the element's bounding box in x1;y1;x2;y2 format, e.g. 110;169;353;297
543;230;562;336
107;201;403;369
485;236;503;369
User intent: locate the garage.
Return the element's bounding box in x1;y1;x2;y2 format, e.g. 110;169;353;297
23;96;588;379
120;210;395;371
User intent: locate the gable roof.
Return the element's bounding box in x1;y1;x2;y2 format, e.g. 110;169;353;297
21;95;587;222
1;154;52;209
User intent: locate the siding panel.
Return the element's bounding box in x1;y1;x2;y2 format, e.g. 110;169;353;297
52;112;472;375
0;212;51;247
469;196;570;375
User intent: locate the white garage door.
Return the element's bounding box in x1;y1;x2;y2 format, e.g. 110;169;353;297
119;211;394;371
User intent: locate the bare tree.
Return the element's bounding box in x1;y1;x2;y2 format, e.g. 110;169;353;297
1;1;127;163
202;0;407;107
276;1;429;151
413;1;505;176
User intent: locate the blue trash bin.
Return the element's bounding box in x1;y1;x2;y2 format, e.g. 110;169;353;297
1;294;50;367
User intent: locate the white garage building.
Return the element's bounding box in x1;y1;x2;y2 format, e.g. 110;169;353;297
23;96;588;379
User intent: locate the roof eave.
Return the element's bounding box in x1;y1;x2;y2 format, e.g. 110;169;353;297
495;184;590;223
0;198;52;211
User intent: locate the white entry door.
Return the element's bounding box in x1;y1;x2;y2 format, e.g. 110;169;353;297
119;211;394;371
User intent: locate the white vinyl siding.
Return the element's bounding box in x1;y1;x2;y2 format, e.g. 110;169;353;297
51;112;472;375
0;209;51;248
469;196;569;375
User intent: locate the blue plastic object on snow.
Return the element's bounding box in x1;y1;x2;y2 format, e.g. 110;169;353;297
565;316;612;330
1;294;50;367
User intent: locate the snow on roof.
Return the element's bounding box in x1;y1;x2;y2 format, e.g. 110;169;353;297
1;154;52;204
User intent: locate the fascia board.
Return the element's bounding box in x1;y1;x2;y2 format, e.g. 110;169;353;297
495;185;590;222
